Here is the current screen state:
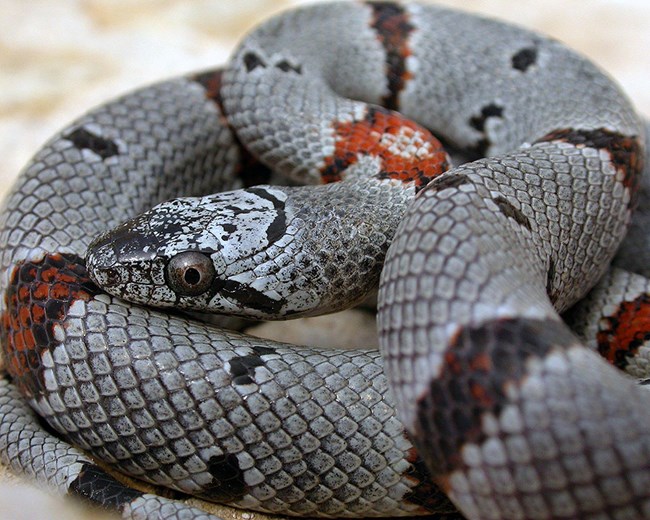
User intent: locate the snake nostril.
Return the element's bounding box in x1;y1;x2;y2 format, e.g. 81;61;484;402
87;255;123;287
97;266;123;287
86;242;121;286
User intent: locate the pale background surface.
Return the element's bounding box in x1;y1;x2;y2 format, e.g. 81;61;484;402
0;1;648;518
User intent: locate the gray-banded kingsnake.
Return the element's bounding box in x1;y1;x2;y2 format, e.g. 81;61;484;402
0;2;649;519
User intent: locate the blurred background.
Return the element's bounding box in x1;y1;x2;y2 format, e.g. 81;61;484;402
0;0;648;518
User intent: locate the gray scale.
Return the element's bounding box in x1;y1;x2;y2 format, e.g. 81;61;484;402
0;2;649;520
34;291;446;516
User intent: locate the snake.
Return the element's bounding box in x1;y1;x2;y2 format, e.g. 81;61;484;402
0;2;649;519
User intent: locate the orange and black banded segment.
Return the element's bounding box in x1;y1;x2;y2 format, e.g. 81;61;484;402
536;128;643;202
366;1;415;110
597;292;650;371
412;318;575;482
1;254;99;398
322;106;449;190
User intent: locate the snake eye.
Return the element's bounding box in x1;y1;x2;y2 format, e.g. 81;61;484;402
165;251;216;296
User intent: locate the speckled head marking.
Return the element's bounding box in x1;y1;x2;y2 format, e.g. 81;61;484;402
86;186;292;317
86;168;419;319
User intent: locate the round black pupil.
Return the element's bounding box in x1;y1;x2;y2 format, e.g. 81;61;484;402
184;267;201;285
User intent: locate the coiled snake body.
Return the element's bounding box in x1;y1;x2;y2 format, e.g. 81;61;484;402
0;3;649;519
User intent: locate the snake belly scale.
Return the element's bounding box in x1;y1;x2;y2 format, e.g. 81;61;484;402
0;2;649;520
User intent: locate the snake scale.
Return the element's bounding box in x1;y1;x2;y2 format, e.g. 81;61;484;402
1;2;649;519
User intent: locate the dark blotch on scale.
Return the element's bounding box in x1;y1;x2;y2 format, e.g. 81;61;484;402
228;354;266;386
403;448;460;514
69;463;143;509
275;59;302;74
511;47;537;72
64;128;119;159
546;258;557;304
493;196;532;231
252;345;276;356
228;346;277;385
469;104;504;132
200;453;247;502
191;69;226;112
418;173;470;196
468;103;504;157
243;52;267;72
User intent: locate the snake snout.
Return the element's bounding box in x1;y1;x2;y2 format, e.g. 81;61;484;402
85;239;122;288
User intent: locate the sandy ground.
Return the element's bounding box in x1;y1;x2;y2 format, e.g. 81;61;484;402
0;0;649;518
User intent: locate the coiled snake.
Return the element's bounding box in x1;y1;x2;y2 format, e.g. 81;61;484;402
1;2;649;519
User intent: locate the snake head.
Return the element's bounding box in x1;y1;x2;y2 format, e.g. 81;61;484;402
86;185;301;319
